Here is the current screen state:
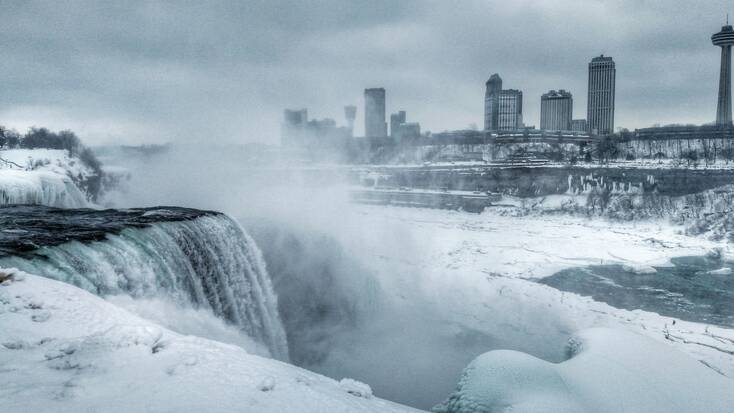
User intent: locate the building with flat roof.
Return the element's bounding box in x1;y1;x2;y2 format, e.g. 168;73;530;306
497;89;523;131
365;88;387;137
540;90;573;131
587;55;616;135
394;122;421;141
390;111;406;137
344;105;357;135
571;119;587;132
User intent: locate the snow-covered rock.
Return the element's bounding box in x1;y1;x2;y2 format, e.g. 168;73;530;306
0;272;419;413
621;263;658;274
435;328;734;413
0;149;93;207
0;169;88;207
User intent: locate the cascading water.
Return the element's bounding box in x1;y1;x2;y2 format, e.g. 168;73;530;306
0;170;89;208
0;206;289;361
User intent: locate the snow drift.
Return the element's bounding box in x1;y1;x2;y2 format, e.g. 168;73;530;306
0;271;417;413
434;328;734;413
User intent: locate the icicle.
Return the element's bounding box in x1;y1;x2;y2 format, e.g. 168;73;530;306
0;170;89;208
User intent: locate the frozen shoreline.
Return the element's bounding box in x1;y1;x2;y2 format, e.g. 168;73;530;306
342;205;734;378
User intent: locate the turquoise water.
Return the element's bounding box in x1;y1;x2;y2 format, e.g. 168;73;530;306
539;256;734;327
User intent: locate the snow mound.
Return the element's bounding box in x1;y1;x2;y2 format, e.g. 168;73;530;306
340;378;374;399
706;267;733;275
435;328;734;413
0;272;418;413
621;263;658;274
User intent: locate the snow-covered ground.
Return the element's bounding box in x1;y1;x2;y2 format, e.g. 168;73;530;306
0;149;92;207
3;202;734;413
435;327;734;413
0;270;419;413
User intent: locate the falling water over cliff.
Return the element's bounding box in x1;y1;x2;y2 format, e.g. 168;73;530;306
0;206;289;360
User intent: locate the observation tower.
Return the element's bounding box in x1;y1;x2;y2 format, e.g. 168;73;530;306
713;19;734;125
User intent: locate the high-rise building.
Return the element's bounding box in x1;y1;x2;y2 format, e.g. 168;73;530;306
713;23;734;125
390;111;406;137
587;55;616;135
281;108;308;146
498;89;523;131
364;88;387;137
540;90;573;131
344;105;357;134
571;119;588;132
484;74;503;131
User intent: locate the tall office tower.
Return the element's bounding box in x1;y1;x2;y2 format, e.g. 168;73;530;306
587;55;616;135
281;108;308;146
571;119;588;132
484;74;503;130
390;111;406;137
498;89;523;131
344;105;357;133
540;90;573;131
713;23;734;125
364;88;387;137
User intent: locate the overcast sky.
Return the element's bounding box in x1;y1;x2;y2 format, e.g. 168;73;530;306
0;0;731;145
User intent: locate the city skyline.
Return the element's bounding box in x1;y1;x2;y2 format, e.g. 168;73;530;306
0;1;731;144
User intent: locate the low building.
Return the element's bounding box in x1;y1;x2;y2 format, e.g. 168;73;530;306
394;122;421;141
571;119;588;132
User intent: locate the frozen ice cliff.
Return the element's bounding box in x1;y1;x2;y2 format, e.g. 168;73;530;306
0;149;95;207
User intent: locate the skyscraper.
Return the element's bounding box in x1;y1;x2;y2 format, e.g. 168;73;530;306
498;89;523;131
540;90;573;131
281;108;308;146
390;111;406;137
484;74;502;131
587;55;616;135
364;88;387;137
713;23;734;125
344;105;357;134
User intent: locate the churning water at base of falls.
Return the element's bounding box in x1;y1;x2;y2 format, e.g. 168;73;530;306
0;205;289;361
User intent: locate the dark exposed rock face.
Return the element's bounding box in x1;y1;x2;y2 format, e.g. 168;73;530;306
0;205;218;256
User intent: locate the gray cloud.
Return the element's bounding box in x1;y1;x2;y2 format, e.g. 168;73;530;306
0;0;730;144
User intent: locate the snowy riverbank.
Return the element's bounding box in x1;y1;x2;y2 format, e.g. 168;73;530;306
330;205;734;379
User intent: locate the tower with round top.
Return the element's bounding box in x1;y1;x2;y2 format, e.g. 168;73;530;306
713;22;734;125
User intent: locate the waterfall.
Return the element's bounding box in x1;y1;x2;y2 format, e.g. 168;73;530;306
0;170;89;208
0;213;289;361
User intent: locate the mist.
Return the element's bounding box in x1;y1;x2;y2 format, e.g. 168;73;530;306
97;144;577;408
